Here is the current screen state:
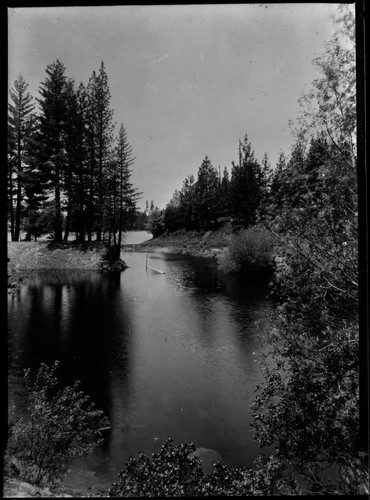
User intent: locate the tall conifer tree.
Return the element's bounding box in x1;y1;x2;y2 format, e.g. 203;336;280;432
114;124;140;247
8;74;36;240
87;62;115;241
229;134;262;227
36;60;71;242
195;156;220;229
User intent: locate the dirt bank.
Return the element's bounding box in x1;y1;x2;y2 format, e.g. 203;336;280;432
122;225;233;258
7;241;128;275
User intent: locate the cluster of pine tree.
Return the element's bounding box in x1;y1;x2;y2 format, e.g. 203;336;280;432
8;60;141;245
161;136;272;234
149;135;283;235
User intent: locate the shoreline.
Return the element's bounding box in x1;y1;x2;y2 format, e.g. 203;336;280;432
121;243;227;259
7;227;232;273
122;226;232;259
7;241;128;277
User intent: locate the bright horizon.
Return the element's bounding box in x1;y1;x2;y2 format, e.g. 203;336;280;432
8;3;344;211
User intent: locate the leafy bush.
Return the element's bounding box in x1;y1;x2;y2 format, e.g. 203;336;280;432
5;361;109;485
218;226;276;275
102;439;303;497
145;207;166;238
104;439;204;497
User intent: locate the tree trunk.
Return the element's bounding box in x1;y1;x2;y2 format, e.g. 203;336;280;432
118;203;123;249
14;177;22;241
54;165;63;243
8;168;15;241
96;125;104;242
87;183;94;242
63;202;72;242
14;141;22;241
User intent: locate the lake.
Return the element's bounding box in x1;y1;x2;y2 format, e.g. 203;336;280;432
7;243;275;492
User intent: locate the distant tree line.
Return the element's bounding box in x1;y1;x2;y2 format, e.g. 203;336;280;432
161;136;271;234
147;122;355;242
8;60;141;244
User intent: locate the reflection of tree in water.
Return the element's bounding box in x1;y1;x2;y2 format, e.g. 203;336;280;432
166;255;223;294
9;282;62;374
8;271;135;435
61;272;133;422
8;258;278;483
224;271;272;301
223;272;275;360
191;259;223;292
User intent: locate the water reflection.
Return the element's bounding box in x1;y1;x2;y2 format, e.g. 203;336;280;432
8;271;134;422
8;252;274;490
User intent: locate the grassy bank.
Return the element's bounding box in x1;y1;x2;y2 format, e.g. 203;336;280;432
7;241;106;270
7;241;127;279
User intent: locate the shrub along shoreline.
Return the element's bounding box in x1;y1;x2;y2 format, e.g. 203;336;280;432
123;223;277;275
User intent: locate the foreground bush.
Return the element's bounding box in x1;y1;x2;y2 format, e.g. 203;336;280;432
6;361;109;485
218;226;276;275
104;439;203;497
101;438;303;497
102;438;368;496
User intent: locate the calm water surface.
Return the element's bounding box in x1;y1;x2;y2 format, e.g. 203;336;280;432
8;247;274;491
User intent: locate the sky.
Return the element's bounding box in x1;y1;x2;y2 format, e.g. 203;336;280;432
8;3;344;211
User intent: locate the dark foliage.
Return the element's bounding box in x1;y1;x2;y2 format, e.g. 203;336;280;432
5;361;109;486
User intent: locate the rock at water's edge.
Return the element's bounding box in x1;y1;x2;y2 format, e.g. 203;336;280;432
100;258;129;272
188;447;223;474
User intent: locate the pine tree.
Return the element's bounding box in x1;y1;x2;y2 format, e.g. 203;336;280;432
21;118;51;241
256;153;273;222
61;80;83;242
229;135;262;227
113;124;141;247
164;190;182;232
195;156;220;229
220;167;230;217
87;62;115;241
85;76;98;241
36;60;71;242
179;175;197;230
260;152;272;197
71;83;90;242
7;74;36;241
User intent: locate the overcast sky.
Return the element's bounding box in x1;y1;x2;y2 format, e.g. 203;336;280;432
8;3;343;211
